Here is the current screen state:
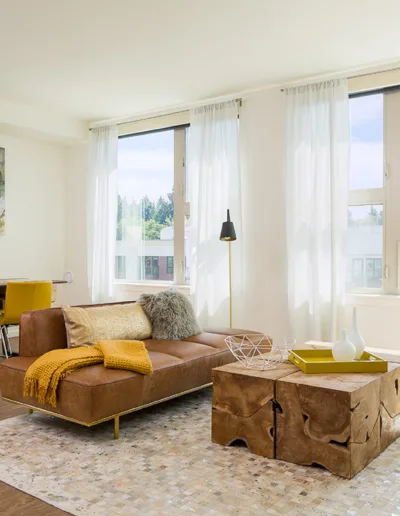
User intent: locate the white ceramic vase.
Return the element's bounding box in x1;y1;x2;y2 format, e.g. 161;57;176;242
347;307;366;360
332;329;356;362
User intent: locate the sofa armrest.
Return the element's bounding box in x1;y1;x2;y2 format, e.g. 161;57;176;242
19;308;68;356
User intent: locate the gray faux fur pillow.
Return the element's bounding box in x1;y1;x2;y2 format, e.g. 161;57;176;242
138;290;201;340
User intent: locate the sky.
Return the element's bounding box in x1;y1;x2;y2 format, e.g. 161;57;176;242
117;129;174;203
349;93;383;190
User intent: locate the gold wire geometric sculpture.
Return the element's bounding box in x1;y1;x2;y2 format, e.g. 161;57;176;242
225;334;296;371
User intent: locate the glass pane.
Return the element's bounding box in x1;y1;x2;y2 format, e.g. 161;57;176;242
347;205;383;290
349;94;383;190
116;130;174;281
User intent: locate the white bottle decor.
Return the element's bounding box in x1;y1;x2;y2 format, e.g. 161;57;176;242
347;307;366;360
332;329;356;362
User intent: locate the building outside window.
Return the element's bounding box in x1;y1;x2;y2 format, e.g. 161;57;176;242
115;126;190;284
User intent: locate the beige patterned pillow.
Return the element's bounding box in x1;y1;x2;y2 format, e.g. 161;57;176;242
62;303;152;348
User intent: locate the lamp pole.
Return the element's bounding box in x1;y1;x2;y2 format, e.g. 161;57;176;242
219;209;236;329
229;240;232;328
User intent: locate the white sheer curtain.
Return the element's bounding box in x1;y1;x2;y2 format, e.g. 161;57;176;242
116;196;143;281
188;100;242;328
286;79;350;343
87;125;118;303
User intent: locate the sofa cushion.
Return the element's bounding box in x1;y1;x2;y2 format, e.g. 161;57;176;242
62;303;152;348
138;290;201;340
184;332;234;349
146;339;220;361
19;302;137;357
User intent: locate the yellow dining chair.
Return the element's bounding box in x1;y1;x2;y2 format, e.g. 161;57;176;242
0;281;52;358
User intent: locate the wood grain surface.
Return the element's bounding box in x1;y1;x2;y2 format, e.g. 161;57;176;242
212;352;400;479
211;362;298;458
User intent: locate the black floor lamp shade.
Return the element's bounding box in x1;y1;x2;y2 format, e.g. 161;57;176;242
220;209;237;241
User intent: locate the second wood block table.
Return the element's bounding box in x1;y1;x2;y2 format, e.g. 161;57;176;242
212;359;400;478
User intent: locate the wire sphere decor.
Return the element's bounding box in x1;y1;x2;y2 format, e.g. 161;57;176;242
225;333;284;371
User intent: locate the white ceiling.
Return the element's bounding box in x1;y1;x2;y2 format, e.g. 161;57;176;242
1;0;400;123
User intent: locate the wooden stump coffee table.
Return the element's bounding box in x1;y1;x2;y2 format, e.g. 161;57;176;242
212;357;400;479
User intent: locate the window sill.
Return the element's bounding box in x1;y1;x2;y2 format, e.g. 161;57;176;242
114;281;190;291
346;293;400;307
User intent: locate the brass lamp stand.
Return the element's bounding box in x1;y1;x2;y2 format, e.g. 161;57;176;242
219;209;237;328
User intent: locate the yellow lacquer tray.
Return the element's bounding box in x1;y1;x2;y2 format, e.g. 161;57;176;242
288;349;388;374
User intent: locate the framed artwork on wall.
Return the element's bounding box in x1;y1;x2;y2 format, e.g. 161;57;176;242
0;147;4;235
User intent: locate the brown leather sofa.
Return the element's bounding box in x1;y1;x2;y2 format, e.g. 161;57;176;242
0;302;250;438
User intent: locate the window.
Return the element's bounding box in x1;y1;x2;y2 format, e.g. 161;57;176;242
142;256;159;280
347;89;400;294
167;256;174;274
116;126;190;284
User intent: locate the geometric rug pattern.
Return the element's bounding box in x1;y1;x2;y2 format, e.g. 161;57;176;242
1;387;400;516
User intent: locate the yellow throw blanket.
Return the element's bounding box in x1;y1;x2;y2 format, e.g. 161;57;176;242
24;340;153;408
96;340;153;374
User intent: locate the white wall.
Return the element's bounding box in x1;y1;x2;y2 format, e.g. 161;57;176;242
0;133;67;284
239;89;290;338
60;142;92;306
0;96;87;143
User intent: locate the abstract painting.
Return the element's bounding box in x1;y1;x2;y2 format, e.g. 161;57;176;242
0;148;4;235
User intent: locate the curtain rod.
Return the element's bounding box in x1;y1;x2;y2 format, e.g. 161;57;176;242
90;98;242;129
280;65;400;92
348;65;400;81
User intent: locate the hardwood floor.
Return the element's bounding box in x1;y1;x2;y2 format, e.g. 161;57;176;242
0;342;71;515
0;393;28;421
0;481;68;516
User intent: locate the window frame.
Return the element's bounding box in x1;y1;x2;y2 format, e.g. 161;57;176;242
173;127;190;285
115;124;190;286
347;88;400;295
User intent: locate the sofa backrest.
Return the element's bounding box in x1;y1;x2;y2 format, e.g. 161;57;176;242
19;301;135;357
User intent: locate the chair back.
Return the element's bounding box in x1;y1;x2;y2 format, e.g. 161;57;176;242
2;281;53;325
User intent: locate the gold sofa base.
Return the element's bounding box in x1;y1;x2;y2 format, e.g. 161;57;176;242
3;381;212;440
